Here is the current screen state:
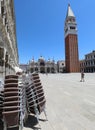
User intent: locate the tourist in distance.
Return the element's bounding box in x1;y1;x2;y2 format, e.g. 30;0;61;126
80;71;85;82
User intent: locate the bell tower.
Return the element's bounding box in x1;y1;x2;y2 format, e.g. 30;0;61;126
64;4;79;72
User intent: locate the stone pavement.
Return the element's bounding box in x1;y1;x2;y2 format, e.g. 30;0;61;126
5;73;95;130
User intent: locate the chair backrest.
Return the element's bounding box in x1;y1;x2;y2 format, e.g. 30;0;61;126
29;73;46;114
3;74;26;128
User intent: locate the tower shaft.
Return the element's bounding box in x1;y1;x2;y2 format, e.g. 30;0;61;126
64;4;79;72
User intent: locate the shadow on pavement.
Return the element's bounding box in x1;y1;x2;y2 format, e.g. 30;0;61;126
24;115;40;130
39;118;47;122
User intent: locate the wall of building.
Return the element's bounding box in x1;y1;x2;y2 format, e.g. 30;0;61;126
80;51;95;72
20;59;66;74
28;57;57;73
0;0;18;77
57;60;66;73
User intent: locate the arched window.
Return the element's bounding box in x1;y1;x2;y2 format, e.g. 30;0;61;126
0;48;4;66
40;62;45;66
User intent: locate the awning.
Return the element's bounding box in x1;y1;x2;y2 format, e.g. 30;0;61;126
14;66;23;73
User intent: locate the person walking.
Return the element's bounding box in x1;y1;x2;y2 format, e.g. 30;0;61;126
80;71;85;82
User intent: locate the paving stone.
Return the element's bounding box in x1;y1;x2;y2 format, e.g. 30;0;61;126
16;73;95;130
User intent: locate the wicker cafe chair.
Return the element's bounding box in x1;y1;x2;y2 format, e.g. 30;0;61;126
0;91;4;119
27;73;47;120
31;73;46;115
3;75;23;129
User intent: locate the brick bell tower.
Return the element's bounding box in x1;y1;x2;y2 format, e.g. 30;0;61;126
64;4;79;72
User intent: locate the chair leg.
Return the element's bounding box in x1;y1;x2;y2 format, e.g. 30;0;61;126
44;109;48;121
34;106;41;129
3;120;7;130
19;112;24;130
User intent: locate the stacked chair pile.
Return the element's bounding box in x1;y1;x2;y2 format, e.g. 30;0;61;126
0;72;47;130
0;91;4;119
26;72;47;125
0;81;4;130
0;90;4;130
31;73;46;116
18;76;27;125
3;75;26;130
0;90;4;120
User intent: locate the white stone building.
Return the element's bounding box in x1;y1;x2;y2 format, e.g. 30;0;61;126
57;60;66;73
29;56;57;73
20;64;29;73
0;0;19;77
80;50;95;72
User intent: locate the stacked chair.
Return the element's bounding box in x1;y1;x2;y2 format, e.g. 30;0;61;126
26;72;47;125
3;75;26;130
31;73;46;116
0;81;4;130
0;90;4;130
0;90;4;120
0;72;47;130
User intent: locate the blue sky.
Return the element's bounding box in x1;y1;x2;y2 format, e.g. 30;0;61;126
14;0;95;64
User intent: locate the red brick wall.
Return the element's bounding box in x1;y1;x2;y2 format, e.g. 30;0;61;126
65;34;79;72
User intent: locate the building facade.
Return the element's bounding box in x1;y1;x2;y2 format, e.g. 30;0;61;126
0;0;18;77
57;60;66;73
80;51;95;72
64;4;79;73
19;64;29;73
28;56;57;73
20;59;66;74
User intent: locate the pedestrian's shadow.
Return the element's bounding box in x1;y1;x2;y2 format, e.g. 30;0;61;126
24;115;40;130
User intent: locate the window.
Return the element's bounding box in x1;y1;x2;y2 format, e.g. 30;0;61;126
65;28;68;33
5;53;8;63
1;1;4;17
70;26;75;30
40;62;45;66
0;47;4;66
0;48;4;59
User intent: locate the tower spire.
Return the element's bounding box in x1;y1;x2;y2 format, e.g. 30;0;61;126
66;4;75;18
68;3;70;7
64;4;77;38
